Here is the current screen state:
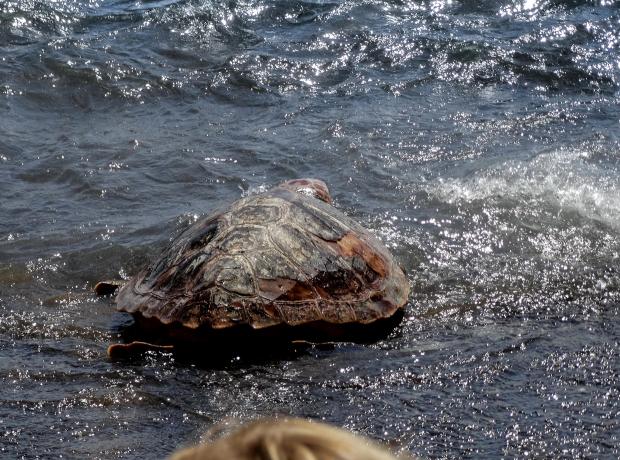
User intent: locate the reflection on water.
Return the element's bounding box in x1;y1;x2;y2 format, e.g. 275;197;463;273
1;0;620;458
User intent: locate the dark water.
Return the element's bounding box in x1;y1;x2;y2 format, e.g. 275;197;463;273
2;0;620;458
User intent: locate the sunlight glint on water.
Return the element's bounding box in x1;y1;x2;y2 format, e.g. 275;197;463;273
1;0;620;458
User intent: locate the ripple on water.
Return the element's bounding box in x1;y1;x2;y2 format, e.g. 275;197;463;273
1;0;617;105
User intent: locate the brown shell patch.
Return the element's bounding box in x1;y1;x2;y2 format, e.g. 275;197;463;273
333;232;387;278
318;300;356;323
229;204;280;226
277;301;323;325
257;278;317;302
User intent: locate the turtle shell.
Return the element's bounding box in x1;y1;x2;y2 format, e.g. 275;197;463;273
115;179;409;342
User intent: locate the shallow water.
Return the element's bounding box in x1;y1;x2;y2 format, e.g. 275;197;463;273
2;0;620;458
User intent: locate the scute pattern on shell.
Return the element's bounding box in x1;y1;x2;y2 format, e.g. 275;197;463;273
115;184;409;330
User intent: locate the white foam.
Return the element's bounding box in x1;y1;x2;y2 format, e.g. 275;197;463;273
430;149;620;230
240;183;270;197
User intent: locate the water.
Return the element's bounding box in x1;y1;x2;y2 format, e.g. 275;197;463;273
2;0;620;458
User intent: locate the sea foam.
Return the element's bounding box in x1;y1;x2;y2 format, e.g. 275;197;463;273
431;149;620;231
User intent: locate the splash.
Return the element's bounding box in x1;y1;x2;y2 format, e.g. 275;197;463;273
432;149;620;231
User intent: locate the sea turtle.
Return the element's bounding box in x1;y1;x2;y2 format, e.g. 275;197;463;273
97;179;409;358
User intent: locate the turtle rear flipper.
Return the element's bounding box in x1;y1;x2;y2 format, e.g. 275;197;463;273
94;280;125;296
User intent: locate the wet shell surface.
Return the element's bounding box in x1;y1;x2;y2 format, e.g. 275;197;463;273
114;179;410;341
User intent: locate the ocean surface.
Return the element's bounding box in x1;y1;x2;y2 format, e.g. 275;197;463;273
2;0;620;458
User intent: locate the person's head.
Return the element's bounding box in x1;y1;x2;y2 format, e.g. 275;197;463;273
170;417;414;460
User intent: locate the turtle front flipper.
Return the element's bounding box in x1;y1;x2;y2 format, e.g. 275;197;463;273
94;280;125;296
107;341;175;360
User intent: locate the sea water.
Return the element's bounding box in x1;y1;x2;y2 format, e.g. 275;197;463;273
1;0;619;458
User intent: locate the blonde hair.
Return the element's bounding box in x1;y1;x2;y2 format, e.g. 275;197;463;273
170;418;413;460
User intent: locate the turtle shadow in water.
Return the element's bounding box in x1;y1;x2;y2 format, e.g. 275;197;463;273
108;309;405;367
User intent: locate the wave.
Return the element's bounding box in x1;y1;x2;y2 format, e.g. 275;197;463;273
430;149;620;231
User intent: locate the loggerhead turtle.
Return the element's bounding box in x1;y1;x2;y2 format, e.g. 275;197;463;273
96;179;409;358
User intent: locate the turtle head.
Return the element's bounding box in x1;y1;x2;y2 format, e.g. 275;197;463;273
278;178;332;204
